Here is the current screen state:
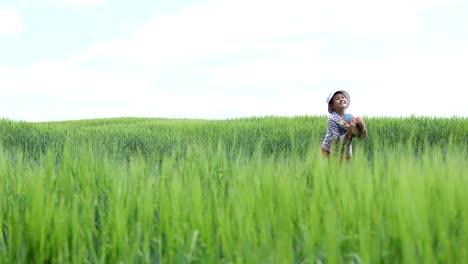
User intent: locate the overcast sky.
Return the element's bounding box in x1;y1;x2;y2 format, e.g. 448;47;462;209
1;0;467;122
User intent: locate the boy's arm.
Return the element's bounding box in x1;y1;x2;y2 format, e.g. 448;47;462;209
327;117;351;149
338;118;356;144
338;133;353;144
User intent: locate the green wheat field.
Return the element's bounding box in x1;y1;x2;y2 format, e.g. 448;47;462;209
0;115;467;263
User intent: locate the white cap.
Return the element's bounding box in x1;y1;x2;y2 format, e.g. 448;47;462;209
326;90;350;113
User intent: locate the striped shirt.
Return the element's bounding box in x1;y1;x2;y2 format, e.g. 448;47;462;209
321;112;352;157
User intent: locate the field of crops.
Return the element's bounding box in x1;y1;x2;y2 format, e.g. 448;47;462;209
0;115;467;263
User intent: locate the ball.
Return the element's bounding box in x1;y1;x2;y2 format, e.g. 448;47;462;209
339;113;361;136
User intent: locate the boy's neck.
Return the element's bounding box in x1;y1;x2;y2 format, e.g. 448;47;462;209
334;110;345;116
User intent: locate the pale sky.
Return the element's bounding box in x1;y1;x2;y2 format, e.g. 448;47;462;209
1;0;467;122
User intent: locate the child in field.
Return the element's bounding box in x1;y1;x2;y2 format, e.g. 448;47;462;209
321;90;367;160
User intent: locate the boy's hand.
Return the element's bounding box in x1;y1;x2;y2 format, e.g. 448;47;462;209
344;117;357;139
354;116;367;139
355;116;366;127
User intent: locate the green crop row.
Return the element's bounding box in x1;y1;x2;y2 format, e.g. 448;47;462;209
0;136;467;263
0;115;467;263
1;115;467;161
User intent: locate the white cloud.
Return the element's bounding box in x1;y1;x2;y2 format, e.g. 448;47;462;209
77;0;454;66
344;50;468;118
2;48;467;121
1;60;323;121
28;0;104;7
54;0;104;6
0;8;22;35
1;0;467;121
0;61;157;121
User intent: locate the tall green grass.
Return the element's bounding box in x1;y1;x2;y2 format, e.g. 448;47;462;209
0;116;467;263
1;116;467;160
0;143;466;263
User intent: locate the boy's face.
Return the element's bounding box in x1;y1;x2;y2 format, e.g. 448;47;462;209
330;92;348;112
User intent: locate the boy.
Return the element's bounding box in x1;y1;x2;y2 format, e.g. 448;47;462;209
321;90;367;160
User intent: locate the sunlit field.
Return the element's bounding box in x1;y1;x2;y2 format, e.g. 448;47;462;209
0;116;467;263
